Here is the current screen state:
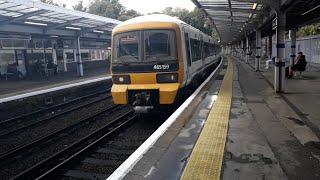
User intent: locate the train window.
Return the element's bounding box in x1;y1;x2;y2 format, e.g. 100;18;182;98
113;31;140;63
210;44;214;56
190;38;201;61
184;33;191;66
144;30;177;62
204;42;210;58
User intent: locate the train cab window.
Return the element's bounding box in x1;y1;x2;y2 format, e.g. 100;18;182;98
113;31;140;63
144;30;177;62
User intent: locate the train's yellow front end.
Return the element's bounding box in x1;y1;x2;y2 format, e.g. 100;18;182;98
110;20;184;112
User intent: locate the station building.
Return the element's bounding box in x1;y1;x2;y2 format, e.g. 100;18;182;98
0;0;121;80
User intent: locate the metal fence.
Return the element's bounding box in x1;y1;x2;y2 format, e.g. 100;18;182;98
272;34;320;63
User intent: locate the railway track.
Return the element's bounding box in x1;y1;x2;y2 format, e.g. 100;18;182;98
0;89;115;156
10;110;136;180
0;93;112;137
0;104;120;165
11;112;168;180
0;103;132;179
0;88;111;132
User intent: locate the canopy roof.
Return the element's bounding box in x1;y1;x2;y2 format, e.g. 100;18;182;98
192;0;268;43
0;0;122;39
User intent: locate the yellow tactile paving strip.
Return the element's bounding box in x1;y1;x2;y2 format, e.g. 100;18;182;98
181;56;233;180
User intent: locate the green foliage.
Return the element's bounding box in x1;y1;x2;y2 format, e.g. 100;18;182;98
88;0;124;19
160;7;219;40
297;23;320;37
40;0;55;4
73;0;87;12
118;9;142;21
70;1;219;40
40;0;66;7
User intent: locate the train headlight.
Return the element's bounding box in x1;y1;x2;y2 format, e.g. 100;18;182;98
112;75;131;84
156;73;178;83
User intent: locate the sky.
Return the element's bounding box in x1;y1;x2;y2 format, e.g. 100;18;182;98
51;0;196;14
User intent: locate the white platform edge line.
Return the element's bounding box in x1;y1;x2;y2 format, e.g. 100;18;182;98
107;57;224;180
0;76;111;104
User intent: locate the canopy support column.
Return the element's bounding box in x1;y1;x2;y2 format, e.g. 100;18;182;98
255;30;261;71
241;40;244;60
290;28;297;66
75;36;83;77
274;12;286;92
245;36;249;64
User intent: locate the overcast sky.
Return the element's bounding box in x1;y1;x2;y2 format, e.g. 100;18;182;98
49;0;196;14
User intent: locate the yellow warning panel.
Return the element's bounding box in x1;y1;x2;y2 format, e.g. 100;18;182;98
181;56;233;180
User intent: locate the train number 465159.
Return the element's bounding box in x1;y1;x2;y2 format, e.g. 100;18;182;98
153;64;170;70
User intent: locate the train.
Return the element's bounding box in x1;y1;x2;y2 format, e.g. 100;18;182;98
110;14;221;112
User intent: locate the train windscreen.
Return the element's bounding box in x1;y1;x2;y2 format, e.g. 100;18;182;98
113;31;140;63
112;29;178;73
144;30;177;62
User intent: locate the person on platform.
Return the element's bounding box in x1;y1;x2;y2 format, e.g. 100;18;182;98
290;52;307;78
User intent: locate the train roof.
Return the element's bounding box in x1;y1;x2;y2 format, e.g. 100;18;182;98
116;14;202;31
117;14;184;26
115;14;216;43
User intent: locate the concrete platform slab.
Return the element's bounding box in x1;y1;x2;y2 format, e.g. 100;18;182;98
233;56;320;180
223;62;286;180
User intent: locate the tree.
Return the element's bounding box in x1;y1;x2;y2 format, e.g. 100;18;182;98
147;12;161;15
73;0;87;12
162;7;174;16
40;0;55;4
297;23;320;37
88;0;125;19
118;9;141;21
161;7;219;40
40;0;66;7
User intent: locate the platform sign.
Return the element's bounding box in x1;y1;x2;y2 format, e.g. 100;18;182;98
272;18;277;30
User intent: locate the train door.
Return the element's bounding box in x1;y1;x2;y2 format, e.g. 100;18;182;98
184;29;193;83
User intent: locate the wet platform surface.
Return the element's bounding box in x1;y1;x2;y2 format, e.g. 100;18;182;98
119;55;320;180
0;68;109;100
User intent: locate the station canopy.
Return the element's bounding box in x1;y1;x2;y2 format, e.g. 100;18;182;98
0;0;122;40
191;0;269;43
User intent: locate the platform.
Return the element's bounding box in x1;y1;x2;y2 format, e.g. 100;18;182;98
0;68;110;103
108;55;320;180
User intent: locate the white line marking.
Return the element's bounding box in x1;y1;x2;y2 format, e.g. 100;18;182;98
107;58;224;180
0;76;111;104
